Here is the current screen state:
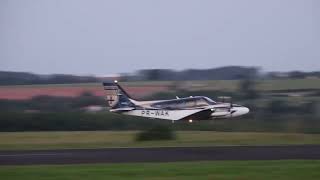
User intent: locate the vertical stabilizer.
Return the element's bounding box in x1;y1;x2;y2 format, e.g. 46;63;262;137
102;81;135;109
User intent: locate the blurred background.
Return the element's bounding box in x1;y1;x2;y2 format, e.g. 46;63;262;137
0;67;319;133
0;0;319;133
2;1;320;179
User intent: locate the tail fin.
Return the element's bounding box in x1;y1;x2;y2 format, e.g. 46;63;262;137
102;81;135;109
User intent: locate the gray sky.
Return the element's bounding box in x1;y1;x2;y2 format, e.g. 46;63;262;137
1;0;319;75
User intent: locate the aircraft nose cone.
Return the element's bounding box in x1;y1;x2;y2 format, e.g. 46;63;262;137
231;107;250;117
243;107;250;114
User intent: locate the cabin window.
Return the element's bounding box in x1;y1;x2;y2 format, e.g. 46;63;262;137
195;99;209;107
151;97;216;109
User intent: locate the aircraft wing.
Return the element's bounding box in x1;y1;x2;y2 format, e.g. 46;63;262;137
179;108;213;121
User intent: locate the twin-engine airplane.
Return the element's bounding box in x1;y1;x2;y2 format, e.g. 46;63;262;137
103;81;249;122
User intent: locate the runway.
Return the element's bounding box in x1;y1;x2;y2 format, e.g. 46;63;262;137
1;145;320;165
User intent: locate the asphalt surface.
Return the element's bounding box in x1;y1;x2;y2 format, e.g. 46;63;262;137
1;145;320;165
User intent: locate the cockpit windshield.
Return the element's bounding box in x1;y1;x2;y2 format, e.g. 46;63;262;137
203;97;216;105
151;96;216;109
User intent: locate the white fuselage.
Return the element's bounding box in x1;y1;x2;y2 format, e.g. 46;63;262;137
103;81;249;121
117;99;250;121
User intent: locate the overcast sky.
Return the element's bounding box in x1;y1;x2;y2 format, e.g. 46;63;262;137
1;0;319;75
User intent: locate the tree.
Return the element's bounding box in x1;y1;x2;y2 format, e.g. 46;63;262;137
238;79;259;99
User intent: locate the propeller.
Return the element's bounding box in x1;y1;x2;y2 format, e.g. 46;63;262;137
218;96;235;117
228;98;236;117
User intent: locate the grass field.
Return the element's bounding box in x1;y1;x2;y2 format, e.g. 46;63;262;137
0;131;320;150
1;160;320;180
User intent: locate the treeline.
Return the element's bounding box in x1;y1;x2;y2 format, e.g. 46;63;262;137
2;67;320;85
0;88;319;133
144;79;260;100
0;112;154;131
0;92;105;112
0;112;319;133
124;67;320;81
0;77;319;133
0;71;100;85
124;66;259;81
0;66;258;85
267;71;320;79
1;89;317;115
